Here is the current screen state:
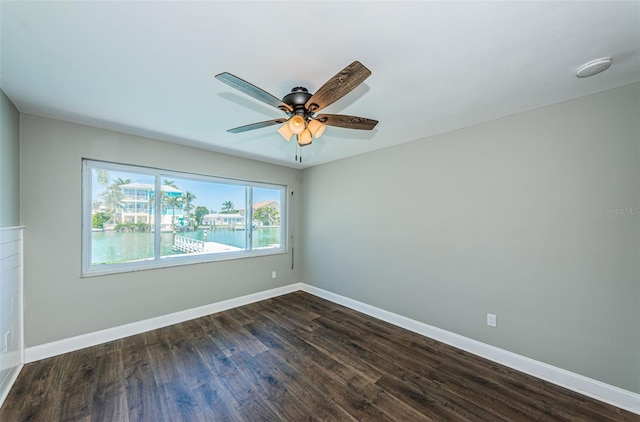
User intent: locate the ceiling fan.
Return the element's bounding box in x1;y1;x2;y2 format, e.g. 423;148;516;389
215;61;378;151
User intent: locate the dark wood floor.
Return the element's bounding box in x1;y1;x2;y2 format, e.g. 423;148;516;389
1;291;636;421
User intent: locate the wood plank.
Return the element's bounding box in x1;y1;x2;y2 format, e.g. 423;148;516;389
224;307;255;326
156;381;207;422
2;357;62;421
91;351;128;422
57;350;96;421
236;348;357;421
191;381;244;422
245;317;428;421
208;312;269;356
121;334;166;422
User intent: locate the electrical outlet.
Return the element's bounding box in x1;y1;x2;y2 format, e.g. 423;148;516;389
271;271;277;279
487;313;497;327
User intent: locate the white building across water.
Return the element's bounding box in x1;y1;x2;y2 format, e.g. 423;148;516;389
119;182;183;228
200;213;245;227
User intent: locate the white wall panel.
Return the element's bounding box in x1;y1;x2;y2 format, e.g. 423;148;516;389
0;226;24;408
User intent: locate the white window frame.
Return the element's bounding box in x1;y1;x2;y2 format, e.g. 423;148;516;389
82;159;287;276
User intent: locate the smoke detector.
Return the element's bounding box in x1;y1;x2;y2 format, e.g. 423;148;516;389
576;58;612;78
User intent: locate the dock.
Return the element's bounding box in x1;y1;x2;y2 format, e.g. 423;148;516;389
173;235;241;254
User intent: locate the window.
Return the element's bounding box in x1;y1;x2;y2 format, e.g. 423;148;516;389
83;160;287;275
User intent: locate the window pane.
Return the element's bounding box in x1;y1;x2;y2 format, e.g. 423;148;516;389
90;168;155;265
252;187;283;250
160;176;247;258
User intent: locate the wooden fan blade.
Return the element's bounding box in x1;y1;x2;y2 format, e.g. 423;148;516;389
316;114;378;130
305;61;371;113
215;72;293;113
227;118;287;133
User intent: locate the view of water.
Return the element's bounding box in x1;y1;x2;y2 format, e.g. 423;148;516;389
91;228;281;264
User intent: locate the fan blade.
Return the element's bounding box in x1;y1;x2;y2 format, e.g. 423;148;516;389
215;72;293;113
227;118;287;134
316;114;378;130
305;61;371;113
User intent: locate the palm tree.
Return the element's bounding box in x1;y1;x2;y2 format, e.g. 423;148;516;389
100;187;124;223
95;169;109;186
221;200;234;214
182;191;197;229
183;191;196;215
157;180;182;227
163;195;183;227
100;178;130;223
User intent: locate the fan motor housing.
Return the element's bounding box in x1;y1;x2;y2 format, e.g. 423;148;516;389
283;87;312;113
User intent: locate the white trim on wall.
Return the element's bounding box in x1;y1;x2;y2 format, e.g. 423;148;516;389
22;282;639;415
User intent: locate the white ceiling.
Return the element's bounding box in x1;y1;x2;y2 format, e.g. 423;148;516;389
2;1;639;169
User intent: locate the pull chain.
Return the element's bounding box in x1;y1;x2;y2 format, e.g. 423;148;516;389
294;143;303;163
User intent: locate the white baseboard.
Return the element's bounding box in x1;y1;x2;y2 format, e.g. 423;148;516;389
22;281;639;415
0;364;23;410
25;283;302;363
299;283;640;415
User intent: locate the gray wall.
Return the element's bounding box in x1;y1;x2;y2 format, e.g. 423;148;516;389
20;115;303;347
302;83;640;393
0;91;20;227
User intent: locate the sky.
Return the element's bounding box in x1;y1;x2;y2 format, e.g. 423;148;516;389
91;167;282;213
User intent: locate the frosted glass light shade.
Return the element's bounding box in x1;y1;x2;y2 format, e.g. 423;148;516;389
288;115;306;134
307;119;326;139
297;129;312;146
277;123;293;141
